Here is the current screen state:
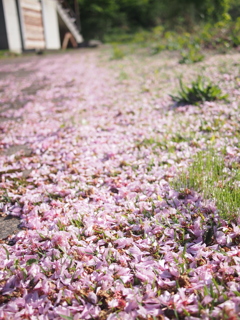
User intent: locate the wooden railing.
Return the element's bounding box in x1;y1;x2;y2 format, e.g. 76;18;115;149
58;0;81;31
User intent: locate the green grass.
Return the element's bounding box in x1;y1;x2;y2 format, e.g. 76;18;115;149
179;47;204;64
111;45;125;60
150;43;166;55
171;76;228;105
172;149;240;221
0;50;20;59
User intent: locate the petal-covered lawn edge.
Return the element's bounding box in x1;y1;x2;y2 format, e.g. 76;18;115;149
0;50;239;320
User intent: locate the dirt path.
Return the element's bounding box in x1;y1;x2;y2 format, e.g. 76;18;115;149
0;50;111;239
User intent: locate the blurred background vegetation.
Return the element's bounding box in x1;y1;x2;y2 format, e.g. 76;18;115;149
67;0;240;44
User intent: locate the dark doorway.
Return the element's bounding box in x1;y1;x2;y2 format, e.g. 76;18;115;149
0;0;9;50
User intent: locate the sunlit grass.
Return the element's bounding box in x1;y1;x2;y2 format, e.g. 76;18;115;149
172;149;240;221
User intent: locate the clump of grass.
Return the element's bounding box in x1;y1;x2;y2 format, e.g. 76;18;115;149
0;50;20;59
150;43;166;55
172;149;240;221
111;45;125;60
118;70;128;81
179;47;204;64
171;76;228;105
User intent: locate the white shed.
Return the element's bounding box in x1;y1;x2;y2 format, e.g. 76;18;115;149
0;0;83;53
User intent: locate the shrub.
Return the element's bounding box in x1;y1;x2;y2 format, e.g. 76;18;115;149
111;45;125;60
150;43;166;55
179;47;204;64
132;31;150;44
179;43;204;64
229;17;240;46
171;76;228;105
199;18;240;51
164;31;181;51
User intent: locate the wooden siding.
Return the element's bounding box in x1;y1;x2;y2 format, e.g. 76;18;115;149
20;0;45;49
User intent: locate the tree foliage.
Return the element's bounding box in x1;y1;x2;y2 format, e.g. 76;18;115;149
71;0;235;40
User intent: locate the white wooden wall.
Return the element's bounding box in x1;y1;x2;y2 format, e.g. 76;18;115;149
19;0;45;49
2;0;63;52
42;0;61;50
2;0;22;53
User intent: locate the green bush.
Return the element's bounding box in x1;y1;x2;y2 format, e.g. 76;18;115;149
179;47;204;64
150;43;166;55
229;17;240;46
132;30;149;44
198;18;236;51
164;31;181;51
111;45;125;60
171;76;228;105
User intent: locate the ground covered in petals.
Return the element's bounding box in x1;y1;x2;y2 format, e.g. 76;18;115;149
0;48;239;320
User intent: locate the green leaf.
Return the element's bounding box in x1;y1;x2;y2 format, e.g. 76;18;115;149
59;315;73;320
26;258;38;266
2;245;10;260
